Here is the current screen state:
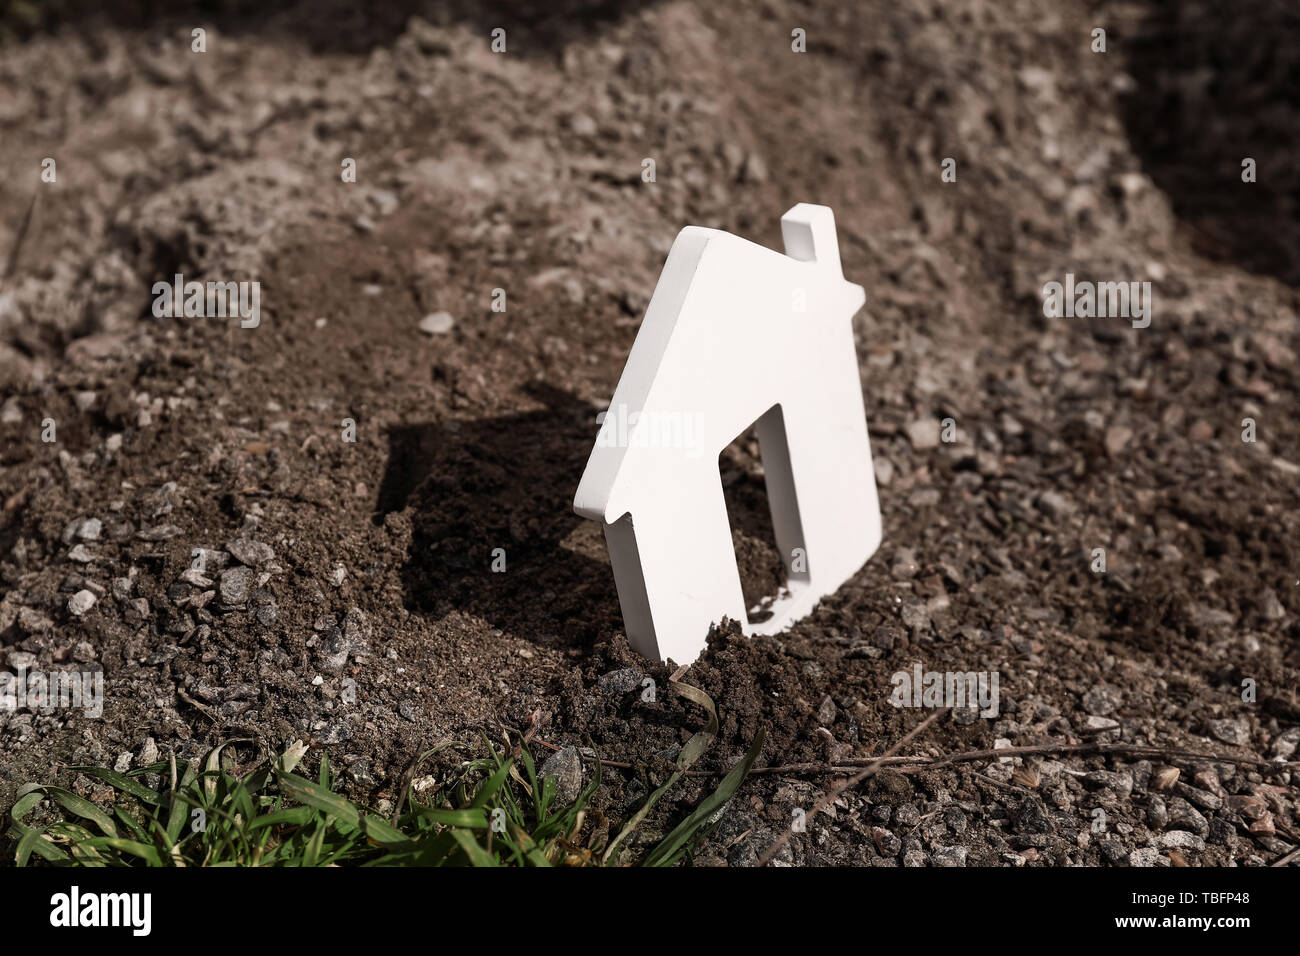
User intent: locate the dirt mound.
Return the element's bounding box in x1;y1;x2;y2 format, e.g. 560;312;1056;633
1;0;1297;865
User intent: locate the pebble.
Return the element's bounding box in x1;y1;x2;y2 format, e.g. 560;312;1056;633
17;608;52;633
932;845;968;867
1271;727;1300;760
9;650;37;670
902;847;930;867
1082;683;1121;716
1084;770;1133;798
226;537;275;567
1104;425;1133;456
1128;847;1168;868
114;752;133;773
596;667;644;695
1166;797;1209;835
68;545;95;563
540;746;585;805
1084;715;1119;731
1207;817;1236;846
906;418;940;450
179;568;214;587
67;590;97;616
77;518;103;540
1208;718;1249;746
219;566;252;605
1146;796;1169;829
894;803;920;826
567;113;597;136
1258;589;1286;621
1158;830;1205;853
1036;491;1074;518
419;311;455;335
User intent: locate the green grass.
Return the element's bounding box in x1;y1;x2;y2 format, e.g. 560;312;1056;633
7;685;764;867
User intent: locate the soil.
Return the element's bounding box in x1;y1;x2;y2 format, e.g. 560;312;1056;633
1;0;1298;866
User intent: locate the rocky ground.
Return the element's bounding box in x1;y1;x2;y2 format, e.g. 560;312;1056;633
1;0;1298;866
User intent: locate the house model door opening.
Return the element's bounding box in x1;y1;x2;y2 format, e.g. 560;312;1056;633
718;403;813;627
574;203;883;664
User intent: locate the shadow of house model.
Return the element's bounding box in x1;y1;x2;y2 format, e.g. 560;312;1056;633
575;204;883;664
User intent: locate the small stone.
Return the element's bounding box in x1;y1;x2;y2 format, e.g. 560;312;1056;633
1193;768;1222;795
932;845;967;867
8;650;37;670
540;746;585;805
740;151;768;184
67;590;97;616
179;568;213;587
1207;817;1236;846
900;603;930;632
138;737;159;766
17;608;53;633
1153;767;1180;790
1084;770;1133;798
419;312;455;335
1259;589;1286;621
567;113;597;136
1099;839;1128;865
1166;797;1209;835
1037;491;1074;519
68;545;95;563
1270;727;1300;760
902;847;929;867
219;567;252;605
906;418;940;450
347;758;377;788
596;667;644;696
894;803;921;826
1174;783;1222;811
1128;847;1169;868
111;577;134;601
114;752;133;773
1104;425;1133;457
319;628;350;672
1158;830;1205;853
1208;718;1249;747
1084;715;1119;731
77;518;103;540
1146;796;1169;829
226;537;275;567
1082;683;1122;716
871;826;901;857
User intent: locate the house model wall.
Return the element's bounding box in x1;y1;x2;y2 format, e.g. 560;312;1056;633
574;204;882;664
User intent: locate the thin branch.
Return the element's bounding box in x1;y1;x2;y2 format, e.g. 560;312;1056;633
755;707;950;867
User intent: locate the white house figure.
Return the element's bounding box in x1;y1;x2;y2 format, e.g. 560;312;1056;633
574;203;882;663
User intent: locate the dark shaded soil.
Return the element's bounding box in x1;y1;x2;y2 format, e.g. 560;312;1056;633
1;0;1298;866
